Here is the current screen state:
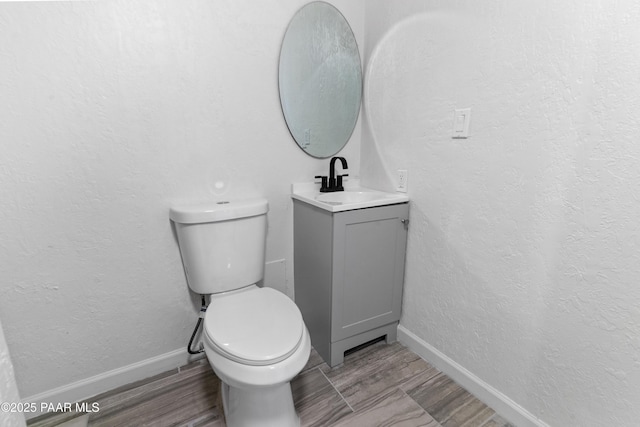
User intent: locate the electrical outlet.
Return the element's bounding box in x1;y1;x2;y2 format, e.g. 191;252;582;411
397;169;408;193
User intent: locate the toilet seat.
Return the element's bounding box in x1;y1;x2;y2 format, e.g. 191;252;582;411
204;287;304;366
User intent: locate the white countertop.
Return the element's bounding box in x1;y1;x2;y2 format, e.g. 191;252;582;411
291;179;409;213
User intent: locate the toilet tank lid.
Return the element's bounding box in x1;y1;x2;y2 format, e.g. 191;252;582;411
170;198;268;224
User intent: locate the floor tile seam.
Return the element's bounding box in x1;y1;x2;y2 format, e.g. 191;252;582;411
422;377;470;408
90;370;210;411
456;405;497;427
33;368;206;422
333;389;436;427
397;386;443;427
90;384;217;423
436;392;494;427
27;411;84;427
318;366;355;413
88;383;188;420
397;366;442;393
347;385;407;414
477;414;498;427
426;392;472;425
324;355;423;391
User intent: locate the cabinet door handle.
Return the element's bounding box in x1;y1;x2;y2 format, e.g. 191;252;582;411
401;219;409;228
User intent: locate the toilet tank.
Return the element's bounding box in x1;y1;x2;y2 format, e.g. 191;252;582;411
170;198;268;294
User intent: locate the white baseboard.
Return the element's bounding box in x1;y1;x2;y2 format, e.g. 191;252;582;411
397;325;549;427
22;348;205;420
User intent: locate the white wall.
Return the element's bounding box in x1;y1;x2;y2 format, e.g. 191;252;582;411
0;318;25;427
363;1;640;426
0;0;363;400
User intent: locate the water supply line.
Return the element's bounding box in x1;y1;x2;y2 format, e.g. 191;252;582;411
188;295;207;355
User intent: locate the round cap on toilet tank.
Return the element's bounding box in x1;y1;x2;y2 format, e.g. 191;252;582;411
169;198;268;224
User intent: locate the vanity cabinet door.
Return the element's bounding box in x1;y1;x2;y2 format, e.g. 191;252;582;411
331;203;409;342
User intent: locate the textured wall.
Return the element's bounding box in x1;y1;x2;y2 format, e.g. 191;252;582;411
0;0;363;399
0;319;25;427
363;0;640;426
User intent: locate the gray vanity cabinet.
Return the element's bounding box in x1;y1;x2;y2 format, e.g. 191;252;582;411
293;200;409;367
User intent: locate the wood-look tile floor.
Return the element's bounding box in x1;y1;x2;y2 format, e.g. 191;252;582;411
28;341;516;427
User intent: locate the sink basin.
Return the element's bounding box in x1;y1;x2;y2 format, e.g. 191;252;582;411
292;180;409;212
316;191;382;204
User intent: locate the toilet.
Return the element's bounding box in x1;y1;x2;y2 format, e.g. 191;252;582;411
170;198;310;427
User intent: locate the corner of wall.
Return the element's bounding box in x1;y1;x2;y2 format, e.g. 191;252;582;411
0;320;26;427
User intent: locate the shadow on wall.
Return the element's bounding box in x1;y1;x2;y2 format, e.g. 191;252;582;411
362;9;555;417
360;6;640;424
361;12;464;193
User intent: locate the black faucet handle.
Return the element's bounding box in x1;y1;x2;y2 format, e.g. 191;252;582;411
314;175;329;192
336;174;349;191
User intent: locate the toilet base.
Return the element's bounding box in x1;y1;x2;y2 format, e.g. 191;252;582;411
221;381;300;427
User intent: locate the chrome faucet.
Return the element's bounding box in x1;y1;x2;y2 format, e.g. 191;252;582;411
316;157;349;192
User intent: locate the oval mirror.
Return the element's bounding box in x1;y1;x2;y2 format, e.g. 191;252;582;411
279;2;362;158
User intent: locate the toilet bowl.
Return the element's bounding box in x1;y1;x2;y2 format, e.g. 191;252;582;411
170;198;310;427
204;286;310;426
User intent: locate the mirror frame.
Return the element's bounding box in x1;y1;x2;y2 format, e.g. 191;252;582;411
278;1;362;158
